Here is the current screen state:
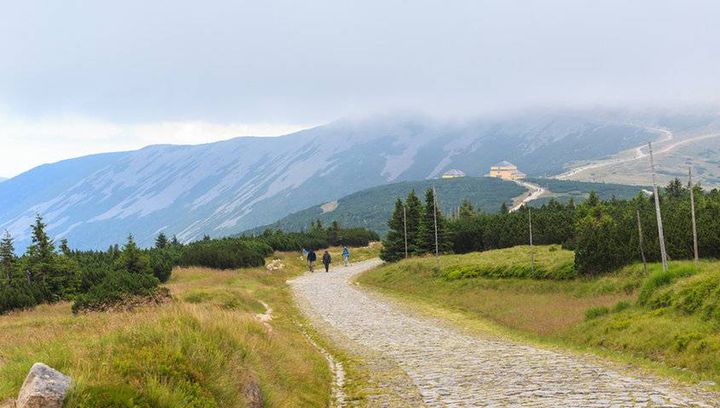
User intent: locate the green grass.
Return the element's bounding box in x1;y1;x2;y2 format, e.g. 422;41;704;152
0;244;378;407
358;248;720;386
438;245;576;279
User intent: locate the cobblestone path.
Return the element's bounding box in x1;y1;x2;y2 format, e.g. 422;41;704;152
291;259;720;407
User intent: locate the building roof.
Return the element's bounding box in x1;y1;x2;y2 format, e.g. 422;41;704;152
442;169;466;176
493;160;516;167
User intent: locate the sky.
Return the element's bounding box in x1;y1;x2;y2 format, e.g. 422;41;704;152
1;0;719;177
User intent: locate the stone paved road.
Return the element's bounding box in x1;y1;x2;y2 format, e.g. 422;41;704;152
291;259;720;407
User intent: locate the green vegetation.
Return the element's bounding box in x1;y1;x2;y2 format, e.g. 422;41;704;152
0;250;343;407
359;247;720;384
381;177;720;276
525;177;648;206
439;245;575;280
251;177;526;235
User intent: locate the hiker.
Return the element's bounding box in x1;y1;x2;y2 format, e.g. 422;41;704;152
301;248;309;260
307;249;317;272
322;250;332;273
342;245;350;266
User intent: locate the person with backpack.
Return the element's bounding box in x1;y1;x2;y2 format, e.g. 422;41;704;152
342;245;350;266
307;249;317;272
322;250;332;273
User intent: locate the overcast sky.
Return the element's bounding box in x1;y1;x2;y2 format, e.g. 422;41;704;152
1;0;719;177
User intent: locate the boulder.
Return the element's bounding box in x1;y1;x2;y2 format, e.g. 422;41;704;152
16;363;71;408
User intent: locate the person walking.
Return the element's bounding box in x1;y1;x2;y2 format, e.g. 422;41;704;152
322;250;332;273
307;249;317;272
342;245;350;266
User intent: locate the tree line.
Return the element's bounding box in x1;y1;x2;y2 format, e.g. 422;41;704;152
0;216;379;314
381;180;720;275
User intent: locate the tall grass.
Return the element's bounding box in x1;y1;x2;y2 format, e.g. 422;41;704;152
0;251;342;407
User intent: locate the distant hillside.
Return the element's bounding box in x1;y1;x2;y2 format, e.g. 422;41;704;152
0;112;663;250
526;178;648;207
249;177;646;235
0;177;6;183
249;177;524;235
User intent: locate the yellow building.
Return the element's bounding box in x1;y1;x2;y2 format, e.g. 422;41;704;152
441;169;466;179
487;161;526;181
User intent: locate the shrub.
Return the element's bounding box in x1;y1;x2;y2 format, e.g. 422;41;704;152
72;271;160;313
612;300;631;313
180;239;270;269
585;306;610;320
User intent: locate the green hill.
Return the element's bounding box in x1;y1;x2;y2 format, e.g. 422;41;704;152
248;177;645;235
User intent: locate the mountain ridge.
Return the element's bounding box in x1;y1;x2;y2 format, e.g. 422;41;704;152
0;112;666;250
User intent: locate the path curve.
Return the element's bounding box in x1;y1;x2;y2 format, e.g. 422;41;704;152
291;259;720;407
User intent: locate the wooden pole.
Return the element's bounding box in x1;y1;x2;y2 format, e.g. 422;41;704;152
648;142;669;272
432;187;439;258
689;167;699;265
529;206;535;275
636;209;648;275
403;204;409;259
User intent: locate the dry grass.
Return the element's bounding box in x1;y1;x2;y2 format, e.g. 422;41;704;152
1;247;385;407
358;245;636;336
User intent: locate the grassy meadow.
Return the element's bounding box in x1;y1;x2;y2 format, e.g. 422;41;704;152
0;245;378;407
358;246;720;386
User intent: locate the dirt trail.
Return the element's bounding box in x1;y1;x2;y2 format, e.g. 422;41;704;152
291;259;720;407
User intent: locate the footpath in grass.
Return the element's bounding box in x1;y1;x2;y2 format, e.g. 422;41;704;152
358;245;720;387
0;248;376;407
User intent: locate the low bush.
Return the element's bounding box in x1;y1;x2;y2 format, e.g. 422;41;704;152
180;239;270;269
72;272;160;313
585;306;610;320
611;300;631;313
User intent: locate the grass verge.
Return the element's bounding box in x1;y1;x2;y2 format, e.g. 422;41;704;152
357;246;720;388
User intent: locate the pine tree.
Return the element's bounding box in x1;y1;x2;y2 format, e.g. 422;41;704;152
119;234;151;275
499;202;509;214
416;188;450;254
404;190;423;254
26;214;56;284
0;230;16;282
171;235;180;246
328;221;341;246
380;199;407;262
458;199;476;219
59;238;72;256
155;232;169;249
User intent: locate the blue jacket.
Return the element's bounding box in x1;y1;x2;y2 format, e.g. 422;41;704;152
342;247;350;257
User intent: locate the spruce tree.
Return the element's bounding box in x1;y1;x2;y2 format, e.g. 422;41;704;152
415;188;450;254
458;199;476;219
0;230;16;282
171;235;180;246
59;238;72;256
155;232;169;249
380;199;407;262
404;190;423;254
26;214;56;284
119;234;151;275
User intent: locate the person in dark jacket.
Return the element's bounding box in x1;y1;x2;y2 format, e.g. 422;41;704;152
307;249;317;272
322;250;332;272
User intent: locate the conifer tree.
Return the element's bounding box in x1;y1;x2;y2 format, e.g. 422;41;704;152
458;199;476;219
416;188;450;254
155;232;169;249
404;190;423;254
26;214;56;284
171;235;180;246
59;238;72;256
119;234;151;275
0;230;16;282
499;202;509;214
380;199;407;262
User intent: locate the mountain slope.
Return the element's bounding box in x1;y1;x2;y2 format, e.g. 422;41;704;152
0;113;658;250
250;177;646;236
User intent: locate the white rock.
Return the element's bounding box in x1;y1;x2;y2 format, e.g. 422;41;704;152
16;363;71;408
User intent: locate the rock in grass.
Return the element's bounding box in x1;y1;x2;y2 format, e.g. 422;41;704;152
16;363;71;408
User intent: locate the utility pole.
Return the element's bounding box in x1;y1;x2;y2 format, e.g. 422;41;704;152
636;209;648;275
432;187;439;258
689;167;699;265
648;142;669;272
529;206;535;275
403;204;409;259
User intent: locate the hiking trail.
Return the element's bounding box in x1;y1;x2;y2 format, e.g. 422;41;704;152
290;259;720;407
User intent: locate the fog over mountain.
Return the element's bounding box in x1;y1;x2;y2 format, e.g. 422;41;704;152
0;111;670;250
